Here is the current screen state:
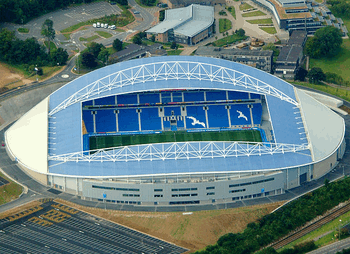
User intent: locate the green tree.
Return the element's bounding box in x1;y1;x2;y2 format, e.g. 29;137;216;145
88;42;104;58
306;26;343;58
132;34;142;45
81;51;97;68
262;43;279;56
98;48;110;65
113;38;123;51
41;19;55;55
159;10;165;21
171;41;177;49
151;34;155;42
294;67;308;81
236;28;245;37
51;48;68;65
307;67;326;83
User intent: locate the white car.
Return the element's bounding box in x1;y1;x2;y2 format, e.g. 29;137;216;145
93;23;97;28
104;23;108;28
96;22;101;28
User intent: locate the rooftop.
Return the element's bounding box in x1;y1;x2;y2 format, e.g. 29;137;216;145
287;30;307;45
146;4;214;37
276;45;303;64
195;46;274;57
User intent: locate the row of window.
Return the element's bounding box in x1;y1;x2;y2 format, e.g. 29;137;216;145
229;178;274;188
92;185;140;191
229;189;246;193
122;194;140;197
97;199;141;205
172;188;197;192
172;193;198;197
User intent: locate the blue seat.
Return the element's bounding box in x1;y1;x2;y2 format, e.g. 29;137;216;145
230;104;251;126
252;103;262;125
94;95;115;105
117;94;138;104
207;105;229;128
139;93;160;104
164;106;181;116
140;108;162;131
186;106;207;129
206;91;226;101
228;91;249;100
82;110;94;133
118;109;139;131
95;110;116;133
184;91;204;102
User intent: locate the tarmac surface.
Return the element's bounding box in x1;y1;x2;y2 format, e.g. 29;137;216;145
0;200;188;253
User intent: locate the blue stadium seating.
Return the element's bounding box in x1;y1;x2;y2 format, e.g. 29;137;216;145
82;100;93;106
172;92;183;102
230;104;251;126
228;91;249;100
139;93;160;104
82;110;94;133
164;106;181;116
94;96;115;105
140;108;162;131
186;106;207;129
163;120;171;129
184;91;204;102
250;93;261;99
95;110;117;133
207;105;229;128
161;92;172;103
177;118;185;128
252;103;262;125
118;109;139;131
206;91;226;101
117;94;138;104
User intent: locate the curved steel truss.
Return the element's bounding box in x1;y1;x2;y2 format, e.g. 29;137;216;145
49;61;298;116
48;141;310;164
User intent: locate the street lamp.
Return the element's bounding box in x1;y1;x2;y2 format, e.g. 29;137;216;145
34;65;38;81
339;219;342;239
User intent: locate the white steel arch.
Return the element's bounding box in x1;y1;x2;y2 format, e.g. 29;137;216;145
49;61;298;116
48;141;310;165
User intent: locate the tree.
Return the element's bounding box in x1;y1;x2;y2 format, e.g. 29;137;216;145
51;48;68;65
150;34;155;42
306;26;343;58
132;34;142;45
88;42;104;58
294;67;308;81
262;43;279;56
171;41;177;49
98;48;110;65
308;67;326;83
81;52;97;68
41;19;55;54
113;38;123;51
236;28;245;37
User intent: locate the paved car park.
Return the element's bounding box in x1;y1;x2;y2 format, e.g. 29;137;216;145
0;200;188;254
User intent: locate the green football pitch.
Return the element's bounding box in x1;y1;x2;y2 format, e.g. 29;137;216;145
89;129;262;150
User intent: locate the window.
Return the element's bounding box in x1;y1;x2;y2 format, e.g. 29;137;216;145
154;189;163;192
207;192;215;196
206;186;215;190
154;194;163;197
229;189;246;193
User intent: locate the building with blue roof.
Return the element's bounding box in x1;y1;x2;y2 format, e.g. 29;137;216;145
5;56;346;208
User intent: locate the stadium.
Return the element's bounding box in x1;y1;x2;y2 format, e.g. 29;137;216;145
4;56;346;208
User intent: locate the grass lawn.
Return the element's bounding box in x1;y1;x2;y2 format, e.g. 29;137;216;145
240;3;253;10
212;34;248;47
226;6;236;19
79;35;99;42
96;31;112;38
242;10;266;17
259;26;277;34
89;129;262;150
62;33;71;40
135;0;158;8
0;172;23;206
167;49;183;55
219;18;232;33
292;81;350;102
309;39;350;82
278;209;350;251
246;18;273;24
44;41;57;50
17;27;29;33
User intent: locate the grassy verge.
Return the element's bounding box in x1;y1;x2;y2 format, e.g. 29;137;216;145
56;198;284;251
246;18;273;24
44;41;57;50
17;27;29;33
60;4;134;34
279;209;350;251
167;49;183;55
242;10;266;17
0;172;23;206
212;34;248;47
309;39;350;82
291;81;350;102
135;0;158;8
240;3;253;10
219;19;232;33
96;31;112;38
226;6;236;19
259;27;277;34
79;35;99;42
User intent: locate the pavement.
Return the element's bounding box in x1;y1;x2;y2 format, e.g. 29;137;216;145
308;237;350;253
